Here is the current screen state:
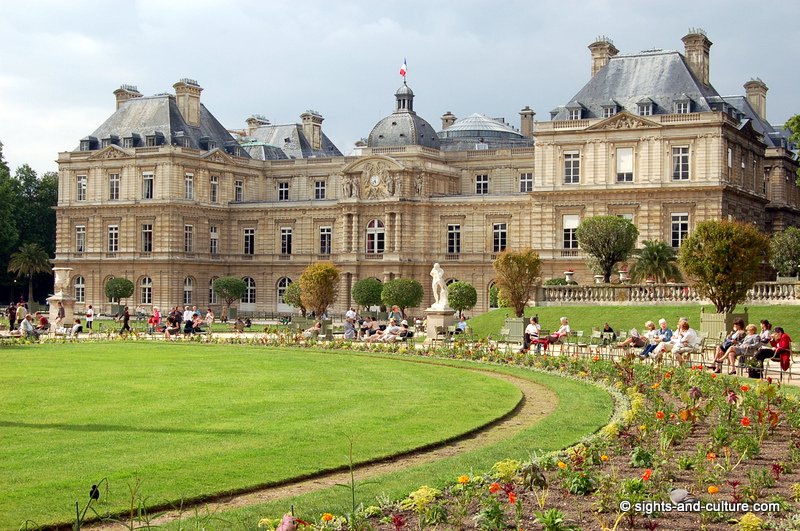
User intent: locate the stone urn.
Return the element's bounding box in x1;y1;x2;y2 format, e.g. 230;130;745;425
564;271;575;283
594;275;604;284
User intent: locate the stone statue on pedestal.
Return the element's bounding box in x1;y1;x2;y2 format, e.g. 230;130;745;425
430;263;449;310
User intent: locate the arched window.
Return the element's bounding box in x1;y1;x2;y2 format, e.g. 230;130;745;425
140;276;152;305
183;277;194;305
276;277;293;312
446;278;459;286
488;281;499;309
242;277;256;304
73;276;85;303
365;219;385;254
208;277;218;305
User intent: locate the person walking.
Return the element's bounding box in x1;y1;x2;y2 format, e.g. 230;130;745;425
119;306;131;334
6;303;16;331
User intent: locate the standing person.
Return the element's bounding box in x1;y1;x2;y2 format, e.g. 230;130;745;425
16;302;26;328
204;307;215;328
6;303;16;331
55;301;66;328
85;304;94;330
182;305;194;324
119;306;131;334
220;304;228;324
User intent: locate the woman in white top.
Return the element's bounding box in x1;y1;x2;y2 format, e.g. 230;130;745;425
85;305;94;330
545;317;570;347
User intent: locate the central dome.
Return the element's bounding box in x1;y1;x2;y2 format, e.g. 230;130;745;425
367;83;440;150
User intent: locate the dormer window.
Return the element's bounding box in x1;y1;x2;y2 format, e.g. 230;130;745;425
565;101;584;121
637;103;653;116
568;109;582;120
601;100;619;118
674;95;691;115
101;135;119;148
80;136;98;151
145;132;164;147
122;134;140;148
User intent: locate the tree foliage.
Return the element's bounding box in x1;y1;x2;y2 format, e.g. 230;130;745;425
282;281;305;316
299;262;340;317
678;220;769;313
629;240;683;283
492;248;542;318
576;216;639;283
103;277;134;302
787;114;800;184
447;281;477;317
380;278;423;314
769;226;800;277
351;277;383;309
8;242;51;303
213;276;248;310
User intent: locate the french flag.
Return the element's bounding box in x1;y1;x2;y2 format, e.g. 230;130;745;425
399;58;407;77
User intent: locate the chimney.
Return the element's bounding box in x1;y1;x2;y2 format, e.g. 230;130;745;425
744;78;768;120
682;29;712;86
441;111;457;130
113;84;142;109
246;115;270;135
588;36;619;77
173;78;203;126
300;110;323;150
519;106;536;139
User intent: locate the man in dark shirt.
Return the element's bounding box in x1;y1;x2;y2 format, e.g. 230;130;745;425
120;306;131;334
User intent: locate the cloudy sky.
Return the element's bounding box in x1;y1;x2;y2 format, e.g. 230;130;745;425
0;0;797;174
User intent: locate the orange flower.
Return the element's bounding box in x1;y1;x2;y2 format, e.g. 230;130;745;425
741;417;751;427
706;452;717;461
508;492;517;504
711;373;717;379
593;355;600;362
600;454;609;462
489;482;501;493
557;461;567;469
707;485;719;494
678;409;691;422
655;411;665;420
651;383;660;389
321;513;334;522
642;469;652;481
740;385;749;392
458;475;469;484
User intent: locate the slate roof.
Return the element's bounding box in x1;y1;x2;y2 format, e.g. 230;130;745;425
367;83;440;149
550;50;721;120
717;95;790;149
242;124;343;160
438;113;532;151
80;95;248;156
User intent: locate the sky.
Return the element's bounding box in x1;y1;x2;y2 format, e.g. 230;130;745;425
0;0;798;174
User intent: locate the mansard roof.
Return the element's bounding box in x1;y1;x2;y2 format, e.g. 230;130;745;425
438;113;532;151
551;50;720;120
242;124;343;160
717;95;789;149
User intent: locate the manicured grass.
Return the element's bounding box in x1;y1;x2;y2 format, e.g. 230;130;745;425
165;360;614;529
469;304;800;340
0;343;522;528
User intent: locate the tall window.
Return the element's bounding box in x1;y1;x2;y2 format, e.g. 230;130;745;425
242;277;256;304
492;223;507;253
140;277;152;305
277;277;291;305
319;226;332;255
563;215;579;249
74;276;85;303
243;228;255;255
475;174;489;195
210;176;219;203
76;175;87;201
184;173;194;199
141;224;153;252
75;225;86;253
210;226;219;254
447;224;461;254
727;147;733;168
564;152;580;184
209;278;218;304
616;147;633;182
314;180;326;200
234;180;243;202
519;172;533;193
280;227;293;255
672;146;690;180
142;172;154;199
183;277;193;304
366;219;385;254
107;225;119;252
671;213;689;248
109;173;120;200
184;224;193;253
278;181;289;201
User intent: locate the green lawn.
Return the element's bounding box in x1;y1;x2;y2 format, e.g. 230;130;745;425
469;304;800;340
0;343;523;528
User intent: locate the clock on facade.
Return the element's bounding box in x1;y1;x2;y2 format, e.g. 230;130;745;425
370;175;381;187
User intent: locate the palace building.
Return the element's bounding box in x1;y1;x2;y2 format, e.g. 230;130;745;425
54;31;798;316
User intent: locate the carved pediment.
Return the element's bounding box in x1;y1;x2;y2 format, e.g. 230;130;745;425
587;111;661;131
200;148;234;164
87;145;129;160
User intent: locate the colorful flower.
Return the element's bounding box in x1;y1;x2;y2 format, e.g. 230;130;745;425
707;485;719;494
321;513;334;522
639;424;648;432
508;492;517;504
741;417;751;427
706;452;717;461
651;383;660;389
600;454;609;462
457;475;469;484
741;384;749;392
557;461;567;470
592;355;600;362
655;411;665;420
489;482;501;493
641;469;652;481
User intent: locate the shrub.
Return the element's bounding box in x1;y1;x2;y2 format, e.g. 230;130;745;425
299;262;340;317
351;277;383;309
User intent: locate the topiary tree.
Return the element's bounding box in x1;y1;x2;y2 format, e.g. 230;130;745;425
492;248;541;318
629;239;683;283
104;277;134;304
576;215;639;283
282;281;305;316
769;226;800;278
351;277;383;310
380;278;423;316
447;281;477;318
299;262;340;318
213;276;247;316
678;220;770;313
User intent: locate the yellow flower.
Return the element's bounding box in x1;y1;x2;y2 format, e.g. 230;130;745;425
639;424;647;432
321;513;334;522
600;454;609;462
651;383;660;389
707;485;719;494
457;475;469;484
557;461;567;469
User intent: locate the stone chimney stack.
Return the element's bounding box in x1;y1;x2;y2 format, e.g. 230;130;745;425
682;29;712;86
519;106;536;139
588;36;619;77
300;110;324;150
441;111;457;130
744;78;768;120
173;78;203;126
113;84;142;109
246;115;270;136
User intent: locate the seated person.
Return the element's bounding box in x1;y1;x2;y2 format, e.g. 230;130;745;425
68;318;83;337
454;316;468;334
233;317;245;333
666;320;700;365
244;318;252;329
164;316;181;339
520;316;541;353
723;324;761;374
368;318;401;342
343;317;356;340
303;321;322;339
617;321;654;349
183;316;195;335
20;314;37;338
641;319;672;359
35;312;50;333
709;319;746;370
755;326;792;371
191;313;204;333
601;323;617;344
397;320;411;340
544;317;570;347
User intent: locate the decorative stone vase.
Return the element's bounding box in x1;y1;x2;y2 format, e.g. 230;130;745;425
645;279;656;286
618;270;629;283
594;275;604;284
564;271;575;283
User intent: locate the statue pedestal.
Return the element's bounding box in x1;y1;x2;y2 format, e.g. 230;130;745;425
47;293;76;332
424;306;456;344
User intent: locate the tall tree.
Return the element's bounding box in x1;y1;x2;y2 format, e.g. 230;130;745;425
380;278;423;315
769;226;800;277
447;281;477;318
576;216;639;283
299;262;340;317
678;220;769;313
8;243;51;303
212;277;248;316
492;248;541;318
628;240;683;283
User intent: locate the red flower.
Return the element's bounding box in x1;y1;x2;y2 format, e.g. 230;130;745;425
655;411;665;420
508;492;517;504
711;373;717;379
740;385;749;392
489;482;501;493
741;417;751;427
642;469;652;481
